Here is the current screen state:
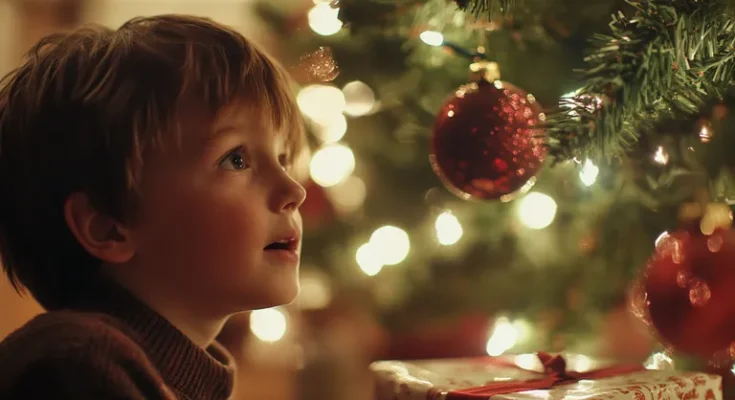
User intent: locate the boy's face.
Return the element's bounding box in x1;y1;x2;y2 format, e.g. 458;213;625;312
132;101;307;314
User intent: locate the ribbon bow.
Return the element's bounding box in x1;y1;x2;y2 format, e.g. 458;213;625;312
446;352;645;399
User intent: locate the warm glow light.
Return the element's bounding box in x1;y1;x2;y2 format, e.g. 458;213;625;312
435;211;463;246
297;85;346;124
653;146;669;165
327;175;367;214
486;317;518;356
419;30;444;46
356;243;383;276
370;225;410;265
644;352;675;370
343;81;376;117
579;159;599;186
309;144;355;187
313;114;348;144
250;308;287;343
308;3;343;36
518;192;557;230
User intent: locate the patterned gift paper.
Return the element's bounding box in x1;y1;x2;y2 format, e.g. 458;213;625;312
372;355;722;400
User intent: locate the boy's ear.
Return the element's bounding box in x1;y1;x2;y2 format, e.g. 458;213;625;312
63;192;136;264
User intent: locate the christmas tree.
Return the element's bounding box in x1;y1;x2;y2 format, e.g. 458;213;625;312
256;0;735;365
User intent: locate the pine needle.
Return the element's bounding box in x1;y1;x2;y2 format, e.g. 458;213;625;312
545;0;735;163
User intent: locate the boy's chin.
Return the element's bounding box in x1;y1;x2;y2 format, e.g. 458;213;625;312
234;283;299;311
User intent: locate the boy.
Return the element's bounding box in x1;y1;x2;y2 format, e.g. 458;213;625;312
0;14;307;400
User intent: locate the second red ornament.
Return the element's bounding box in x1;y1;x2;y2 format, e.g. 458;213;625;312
632;214;735;361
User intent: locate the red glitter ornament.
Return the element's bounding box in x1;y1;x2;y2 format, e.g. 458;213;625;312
632;227;735;359
430;79;546;201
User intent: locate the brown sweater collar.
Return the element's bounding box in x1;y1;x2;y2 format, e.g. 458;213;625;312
71;277;235;400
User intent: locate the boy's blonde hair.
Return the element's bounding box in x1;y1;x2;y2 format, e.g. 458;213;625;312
0;15;305;310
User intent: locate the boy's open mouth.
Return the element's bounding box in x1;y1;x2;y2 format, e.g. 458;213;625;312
264;238;298;252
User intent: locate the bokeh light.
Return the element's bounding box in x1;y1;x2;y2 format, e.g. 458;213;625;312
250;308;287;343
435;211;463;246
356;243;384;276
419;30;444;46
518;192;557;230
370;225;410;265
579;159;599;186
297;84;346;124
308;3;343;36
310;143;355;187
312;114;348;144
326;175;367;214
342;81;376;117
486;317;518;356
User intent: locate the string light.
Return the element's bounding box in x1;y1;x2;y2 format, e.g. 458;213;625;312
308;3;343;36
486;317;518;356
435;211;463;246
419;30;444;46
653;146;669;165
370;225;410;265
342;81;376;117
309;143;355;187
579;159;599;186
518;192;557;230
356;243;383;276
250;308;287;343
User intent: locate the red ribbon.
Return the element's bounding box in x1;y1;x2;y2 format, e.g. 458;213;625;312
446;352;645;399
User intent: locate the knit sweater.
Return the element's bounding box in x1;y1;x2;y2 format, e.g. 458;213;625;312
0;278;235;400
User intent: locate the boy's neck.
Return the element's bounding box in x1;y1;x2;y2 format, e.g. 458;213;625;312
102;267;229;348
136;293;229;348
66;270;237;399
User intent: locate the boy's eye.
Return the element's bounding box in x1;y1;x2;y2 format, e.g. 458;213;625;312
278;153;291;170
219;148;249;171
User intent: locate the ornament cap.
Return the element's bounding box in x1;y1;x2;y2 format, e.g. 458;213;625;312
469;61;501;82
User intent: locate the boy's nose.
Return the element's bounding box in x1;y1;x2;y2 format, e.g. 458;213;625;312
275;173;307;213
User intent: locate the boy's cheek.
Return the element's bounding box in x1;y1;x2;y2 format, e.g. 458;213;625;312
138;187;260;257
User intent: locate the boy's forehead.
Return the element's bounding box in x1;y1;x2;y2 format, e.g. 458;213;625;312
179;100;287;147
214;101;265;129
165;96;299;158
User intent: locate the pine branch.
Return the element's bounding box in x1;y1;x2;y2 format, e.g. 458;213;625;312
545;0;735;164
456;0;519;17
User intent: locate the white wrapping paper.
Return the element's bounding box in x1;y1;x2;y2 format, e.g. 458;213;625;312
371;354;722;400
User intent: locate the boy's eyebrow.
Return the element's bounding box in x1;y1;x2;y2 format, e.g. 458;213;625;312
212;125;239;137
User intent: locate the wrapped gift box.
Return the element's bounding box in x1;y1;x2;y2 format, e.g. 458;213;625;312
371;353;722;400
